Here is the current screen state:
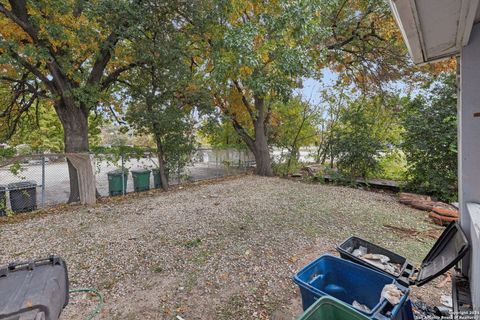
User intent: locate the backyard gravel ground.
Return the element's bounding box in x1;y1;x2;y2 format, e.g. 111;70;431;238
0;175;449;319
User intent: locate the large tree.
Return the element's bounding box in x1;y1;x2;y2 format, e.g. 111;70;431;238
125;44;197;191
122;1;209;190
186;0;410;176
0;1;139;202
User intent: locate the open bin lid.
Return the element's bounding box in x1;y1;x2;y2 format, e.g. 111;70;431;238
415;222;469;286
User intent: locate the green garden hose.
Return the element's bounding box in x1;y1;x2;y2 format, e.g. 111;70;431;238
69;288;104;320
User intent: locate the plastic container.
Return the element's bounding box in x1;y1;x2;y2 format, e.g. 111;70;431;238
0;256;69;320
336;222;469;287
293;254;410;319
107;169;128;196
396;300;415;320
131;169;151;192
336;236;415;285
7;181;37;213
152;168;169;189
0;185;6;216
298;296;370;320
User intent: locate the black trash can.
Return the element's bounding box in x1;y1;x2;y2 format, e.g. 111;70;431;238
0;185;6;216
8;181;37;213
0;256;69;319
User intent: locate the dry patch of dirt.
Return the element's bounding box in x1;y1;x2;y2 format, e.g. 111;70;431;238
0;176;448;319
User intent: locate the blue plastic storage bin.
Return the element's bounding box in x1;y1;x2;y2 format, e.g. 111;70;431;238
293;254;410;319
395;300;414;320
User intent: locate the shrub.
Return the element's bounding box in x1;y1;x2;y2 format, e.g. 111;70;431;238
402;74;457;202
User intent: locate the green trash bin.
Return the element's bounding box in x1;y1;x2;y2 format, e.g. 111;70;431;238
152;168;169;189
298;296;369;320
131;169;151;192
107;169;128;196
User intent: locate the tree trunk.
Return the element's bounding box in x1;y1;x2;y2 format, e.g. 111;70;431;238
154;134;169;190
229;95;273;176
320;141;329;165
54;100;92;203
252;98;273;176
145;77;169;191
315;145;322;164
315;131;324;164
252;132;273;176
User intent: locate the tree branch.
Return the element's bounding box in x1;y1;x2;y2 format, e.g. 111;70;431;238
327;34;356;50
87;31;120;85
0;2;38;41
327;8;372;51
264;101;272;127
0;76;47;98
232;80;255;121
0;4;66;96
213;93;255;149
107;104;125;125
101;63;136;90
0;90;40;139
333;0;349;22
231;118;255;151
7;50;56;93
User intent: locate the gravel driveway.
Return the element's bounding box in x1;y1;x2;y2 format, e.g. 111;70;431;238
0;176;448;319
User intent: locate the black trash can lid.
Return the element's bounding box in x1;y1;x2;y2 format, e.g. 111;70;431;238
131;169;151;173
7;181;37;190
415;222;469;286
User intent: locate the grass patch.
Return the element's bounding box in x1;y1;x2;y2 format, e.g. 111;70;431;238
151;266;163;273
183;238;202;248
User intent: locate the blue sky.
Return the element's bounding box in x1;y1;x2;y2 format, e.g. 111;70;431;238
296;69;338;105
297;68;415;104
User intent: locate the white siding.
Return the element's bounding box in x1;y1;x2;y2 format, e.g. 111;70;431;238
460;22;480;311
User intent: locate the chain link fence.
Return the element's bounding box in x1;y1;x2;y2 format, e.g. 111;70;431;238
0;149;255;214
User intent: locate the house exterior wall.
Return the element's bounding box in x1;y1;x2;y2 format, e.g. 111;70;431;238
467;203;480;312
460;22;480;310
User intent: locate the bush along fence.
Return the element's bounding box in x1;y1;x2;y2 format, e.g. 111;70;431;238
0;148;254;214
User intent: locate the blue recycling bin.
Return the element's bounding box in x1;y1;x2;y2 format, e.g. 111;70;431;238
395;300;414;320
293;254;410;319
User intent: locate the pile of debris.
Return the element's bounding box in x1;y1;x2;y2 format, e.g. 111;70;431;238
302;164;324;176
411;294;454;319
411;300;451;318
398;193;458;226
352;246;402;276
